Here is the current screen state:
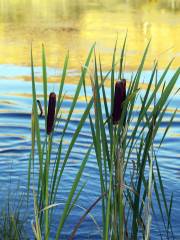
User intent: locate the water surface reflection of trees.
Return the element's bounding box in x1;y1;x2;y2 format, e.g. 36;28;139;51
0;0;179;24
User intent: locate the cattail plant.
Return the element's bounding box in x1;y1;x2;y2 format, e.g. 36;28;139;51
83;40;179;240
112;79;126;239
28;42;179;239
47;92;56;135
29;44;95;239
112;79;126;125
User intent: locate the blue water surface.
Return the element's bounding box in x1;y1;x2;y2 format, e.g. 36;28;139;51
0;64;179;239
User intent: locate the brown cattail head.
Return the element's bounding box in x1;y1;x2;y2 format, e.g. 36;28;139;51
47;92;56;135
112;79;126;125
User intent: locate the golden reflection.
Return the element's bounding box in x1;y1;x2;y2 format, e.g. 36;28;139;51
0;0;179;71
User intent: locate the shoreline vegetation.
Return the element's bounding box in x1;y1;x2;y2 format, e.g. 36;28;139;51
1;39;179;239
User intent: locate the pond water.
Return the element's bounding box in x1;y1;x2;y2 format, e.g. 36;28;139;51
0;0;179;239
0;0;180;69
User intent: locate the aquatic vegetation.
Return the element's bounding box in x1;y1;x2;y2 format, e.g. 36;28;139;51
0;192;28;240
28;44;95;239
28;40;179;239
81;39;179;239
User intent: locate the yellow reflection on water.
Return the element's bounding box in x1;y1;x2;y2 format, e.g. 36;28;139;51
0;0;179;70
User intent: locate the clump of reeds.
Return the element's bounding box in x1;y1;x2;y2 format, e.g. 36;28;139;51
79;39;179;240
0;192;28;239
28;44;95;239
28;40;179;239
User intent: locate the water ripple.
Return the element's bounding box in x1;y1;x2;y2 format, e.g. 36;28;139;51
0;75;179;239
